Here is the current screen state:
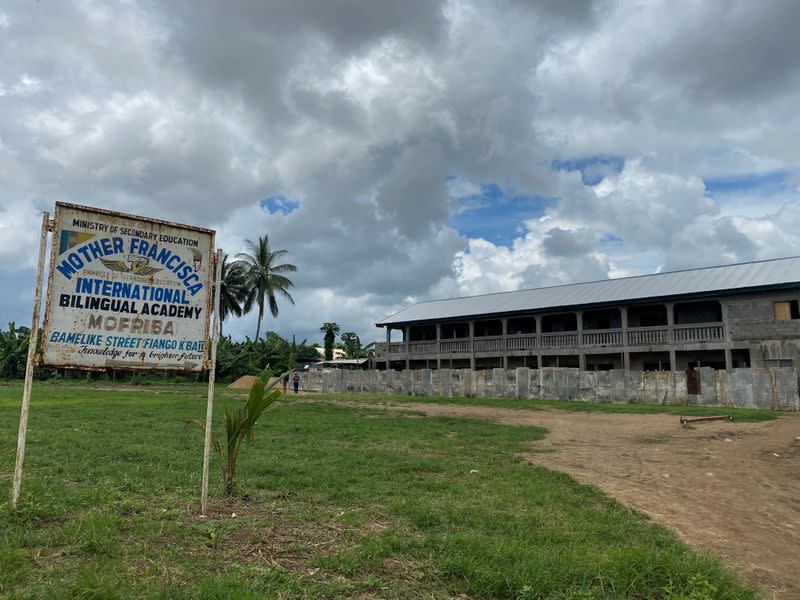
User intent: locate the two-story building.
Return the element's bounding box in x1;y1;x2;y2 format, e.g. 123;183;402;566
374;257;800;372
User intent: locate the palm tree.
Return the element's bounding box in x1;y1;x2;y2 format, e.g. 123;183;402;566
238;235;297;340
218;254;248;338
188;367;283;496
319;322;340;361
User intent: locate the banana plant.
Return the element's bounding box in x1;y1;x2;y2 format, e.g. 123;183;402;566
188;366;283;496
0;322;30;379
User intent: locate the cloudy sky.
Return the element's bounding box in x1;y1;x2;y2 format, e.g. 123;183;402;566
1;0;799;345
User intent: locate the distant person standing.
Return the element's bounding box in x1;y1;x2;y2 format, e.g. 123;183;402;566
292;372;300;393
282;373;289;393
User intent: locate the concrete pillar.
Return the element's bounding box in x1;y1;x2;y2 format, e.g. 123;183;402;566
665;303;676;371
576;311;585;370
721;300;732;369
621;307;630;371
534;315;542;370
666;302;675;342
385;326;391;370
468;320;476;370
436;323;442;370
404;325;410;370
501;318;508;369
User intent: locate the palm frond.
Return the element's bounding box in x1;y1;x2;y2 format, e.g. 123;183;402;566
189;365;285;496
185;418;221;456
270;263;297;273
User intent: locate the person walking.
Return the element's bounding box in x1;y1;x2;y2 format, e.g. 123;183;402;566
292;372;300;393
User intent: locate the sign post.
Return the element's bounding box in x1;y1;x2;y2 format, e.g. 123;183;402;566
11;212;51;511
201;249;223;516
11;202;218;512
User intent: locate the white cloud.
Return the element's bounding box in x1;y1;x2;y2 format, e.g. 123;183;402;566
0;0;799;343
0;200;46;270
0;74;44;98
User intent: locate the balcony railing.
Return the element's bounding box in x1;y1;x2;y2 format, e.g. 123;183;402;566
583;330;623;347
379;322;725;358
474;336;504;351
441;339;470;352
628;326;669;345
674;324;724;342
540;332;579;348
506;334;537;350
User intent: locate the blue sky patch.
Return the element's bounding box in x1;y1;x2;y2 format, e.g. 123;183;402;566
600;233;623;245
704;170;794;197
552;155;625;185
260;195;299;215
450;183;556;246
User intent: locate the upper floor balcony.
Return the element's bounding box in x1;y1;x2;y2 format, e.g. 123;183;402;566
376;300;728;359
377;322;725;357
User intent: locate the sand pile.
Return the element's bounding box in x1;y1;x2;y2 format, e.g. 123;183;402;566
227;375;257;389
227;375;283;389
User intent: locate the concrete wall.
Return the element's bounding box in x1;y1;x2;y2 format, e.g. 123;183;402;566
727;291;800;367
300;367;799;410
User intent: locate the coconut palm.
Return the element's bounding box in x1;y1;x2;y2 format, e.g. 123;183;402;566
319;322;340;361
341;331;375;360
188;366;282;496
218;253;248;337
237;235;297;341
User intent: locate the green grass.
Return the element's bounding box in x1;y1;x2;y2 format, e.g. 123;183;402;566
0;382;759;599
322;392;778;422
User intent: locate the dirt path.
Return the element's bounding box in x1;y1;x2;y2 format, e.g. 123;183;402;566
325;400;800;599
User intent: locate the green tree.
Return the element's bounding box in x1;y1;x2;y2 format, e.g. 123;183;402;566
218;253;248;338
238;235;297;340
341;331;375;360
0;322;30;379
319;322;340;361
295;340;320;363
341;331;362;359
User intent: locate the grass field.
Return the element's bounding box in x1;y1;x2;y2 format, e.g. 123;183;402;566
0;382;761;599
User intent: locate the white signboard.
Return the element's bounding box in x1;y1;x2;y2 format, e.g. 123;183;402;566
40;203;215;371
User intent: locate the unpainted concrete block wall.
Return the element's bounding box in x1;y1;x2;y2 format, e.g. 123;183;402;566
299;367;799;410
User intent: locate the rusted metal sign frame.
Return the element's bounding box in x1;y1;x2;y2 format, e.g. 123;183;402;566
13;204;224;515
39;202;216;372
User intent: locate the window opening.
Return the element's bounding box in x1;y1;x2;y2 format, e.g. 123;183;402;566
773;300;800;321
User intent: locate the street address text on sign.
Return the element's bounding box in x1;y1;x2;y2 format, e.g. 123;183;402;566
41;203;215;372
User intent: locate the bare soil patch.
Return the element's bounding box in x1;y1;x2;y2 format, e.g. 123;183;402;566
330;399;800;599
227;375;259;389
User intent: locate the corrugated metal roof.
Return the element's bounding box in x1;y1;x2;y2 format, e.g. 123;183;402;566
314;359;369;365
376;256;800;326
